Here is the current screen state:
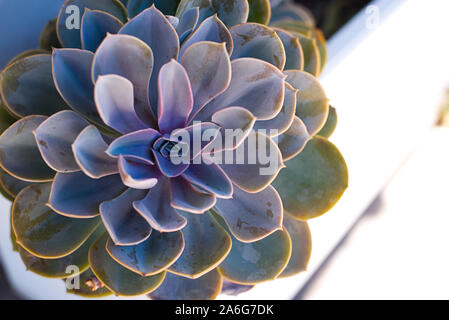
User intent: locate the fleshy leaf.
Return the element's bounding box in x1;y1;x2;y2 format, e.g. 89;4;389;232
270;2;315;25
107;128;160;163
171;122;221;160
0;116;55;182
279;214;311;277
182;162;233;199
0;54;68;117
273;28;303;71
40;19;61;51
149;269;222;300
272;136;348;220
12;183;101;259
106;230;184;276
0;168;34;198
196;58;285;121
181;41;231;122
157;59;193;133
19;224;105;279
56;0;127;48
277;116;310;161
170;176;216;213
211;0;249;27
81;9;123;52
219;131;284;193
66;267;112;297
94;74;149;134
247;0;271;24
169;211;232;278
34;110;89;173
89;233;166;296
297;33;320;76
217;221;291;284
253;82;296;136
0;98;16;135
152;149;190;178
180;15;233;59
285;70;329;136
93;35;155;126
214;185;283;242
317;105;337;138
176;7;199;39
133;177;187;232
120;6;179;117
100;188;151;246
176;0;215;23
230;23;285;70
49;172;126;218
52;49;105;126
118;156;160;189
72;125;119;179
210;106;255;150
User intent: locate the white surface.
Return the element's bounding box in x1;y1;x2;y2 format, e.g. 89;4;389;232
304;127;449;300
2;0;449;299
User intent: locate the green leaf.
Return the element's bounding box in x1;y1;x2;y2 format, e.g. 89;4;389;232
19;224;105;279
40;18;62;51
230;23;286;70
317;105;337;138
169;211;232;279
0;98;16;135
0;54;68;118
149;269;222;300
106;230;185;277
217;213;292;284
247;0;271;25
297;33;320;76
89;233;166;296
0;116;55;182
279;214;311;278
12;183;101;258
284;70;329;136
0;167;35;199
66;267;112;298
272;136;348;220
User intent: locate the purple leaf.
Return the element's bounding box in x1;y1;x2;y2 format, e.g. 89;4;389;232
170;176;216;213
195;58;285;122
49;172;126;218
81;9;123;52
118;156;160;189
107;128;160;163
34;110;89;173
92;34;156;126
120;7;179;117
94;74;148;134
100;188;151;246
52;49;104;125
181;41;231;123
157;60;193;133
133;177;187;232
72;125;119;179
180;15;233;59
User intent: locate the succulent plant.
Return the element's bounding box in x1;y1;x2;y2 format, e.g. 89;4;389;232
0;0;347;299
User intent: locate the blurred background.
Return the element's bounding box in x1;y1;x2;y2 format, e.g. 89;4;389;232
1;0;449;300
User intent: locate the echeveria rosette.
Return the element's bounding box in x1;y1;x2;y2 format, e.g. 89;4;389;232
0;2;347;300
